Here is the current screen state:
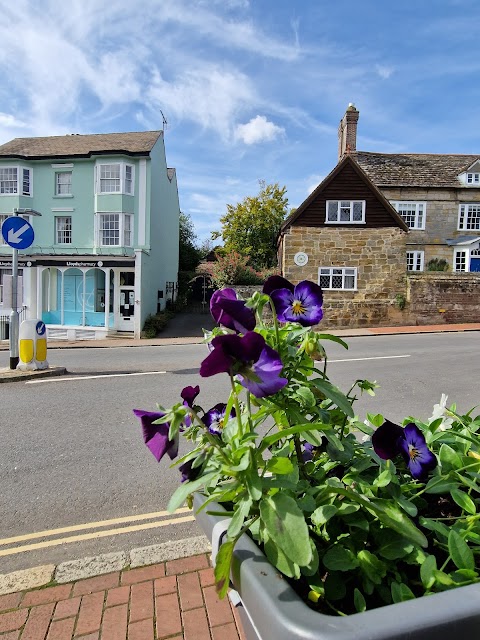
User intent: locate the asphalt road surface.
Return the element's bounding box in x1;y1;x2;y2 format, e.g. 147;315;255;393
0;332;479;573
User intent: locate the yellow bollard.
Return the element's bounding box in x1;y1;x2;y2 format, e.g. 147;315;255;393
17;320;49;370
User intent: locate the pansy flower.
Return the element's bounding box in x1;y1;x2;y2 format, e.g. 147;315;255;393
200;331;287;398
263;275;294;296
179;459;201;483
372;420;437;480
133;409;178;462
269;280;323;327
203;403;236;435
181;385;200;427
210;288;256;334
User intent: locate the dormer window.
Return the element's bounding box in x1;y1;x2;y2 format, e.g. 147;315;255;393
467;173;480;185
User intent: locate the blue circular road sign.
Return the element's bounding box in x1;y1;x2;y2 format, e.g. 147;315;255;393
1;216;35;249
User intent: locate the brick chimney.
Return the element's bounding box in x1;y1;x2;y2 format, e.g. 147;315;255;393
338;103;359;160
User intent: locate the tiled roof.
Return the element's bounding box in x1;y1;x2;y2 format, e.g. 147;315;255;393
354;151;480;188
0;131;162;159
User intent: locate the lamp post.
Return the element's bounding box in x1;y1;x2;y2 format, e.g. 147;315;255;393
9;207;42;369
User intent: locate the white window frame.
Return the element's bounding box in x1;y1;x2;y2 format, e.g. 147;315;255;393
458;203;480;231
325;200;366;224
406;250;424;271
467;173;480;185
95;213;133;247
55;171;72;196
453;249;468;272
95;162;135;195
318;266;357;290
55;216;72;244
0;166;32;196
391;201;426;230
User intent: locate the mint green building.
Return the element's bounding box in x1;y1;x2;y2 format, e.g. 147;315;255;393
0;131;179;339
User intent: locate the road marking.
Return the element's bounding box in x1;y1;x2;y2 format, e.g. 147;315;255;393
26;371;167;384
0;515;195;557
0;508;191;546
326;355;411;363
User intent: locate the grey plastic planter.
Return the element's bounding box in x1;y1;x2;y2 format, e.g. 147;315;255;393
193;493;480;640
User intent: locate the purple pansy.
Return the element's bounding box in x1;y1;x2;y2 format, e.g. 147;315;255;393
203;403;236;435
210;288;256;334
181;385;200;427
269;280;323;327
179;459;201;483
263;275;294;296
133;409;178;462
302;442;316;462
200;331;288;398
372;420;437;480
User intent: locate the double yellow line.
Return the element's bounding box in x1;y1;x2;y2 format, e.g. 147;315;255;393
0;508;195;557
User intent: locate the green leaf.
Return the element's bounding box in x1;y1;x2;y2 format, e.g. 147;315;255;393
259;494;312;566
245;468;262;501
374;469;392;488
368;499;428;548
420;554;437;589
167;472;218;512
397;496;418;517
227;497;252;538
424;477;460;494
214;540;234;599
264;536;300;579
314;333;349;350
439;444;463;472
295;387;316;408
450;488;477;515
323;545;359;571
353;588;366;613
418;517;450;540
433;570;455;587
300;540;319;577
378;535;414;560
259;423;330;452
366;413;385;428
266;457;294;475
448;529;475;571
310;378;354;418
357;550;387;584
451;569;478;583
311;505;338;527
324;572;347;601
391;581;415;603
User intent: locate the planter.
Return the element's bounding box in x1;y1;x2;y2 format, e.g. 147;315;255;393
193;493;480;640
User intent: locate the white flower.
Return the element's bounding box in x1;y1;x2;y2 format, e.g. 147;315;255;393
429;394;454;431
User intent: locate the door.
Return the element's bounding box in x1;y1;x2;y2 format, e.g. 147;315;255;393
118;287;135;330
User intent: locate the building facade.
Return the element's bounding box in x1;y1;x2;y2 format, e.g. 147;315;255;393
0;131;179;340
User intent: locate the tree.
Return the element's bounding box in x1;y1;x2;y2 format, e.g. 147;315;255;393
179;212;201;272
218;181;288;270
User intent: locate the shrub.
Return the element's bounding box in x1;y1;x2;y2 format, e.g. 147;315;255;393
142;310;172;338
426;258;449;271
206;252;281;288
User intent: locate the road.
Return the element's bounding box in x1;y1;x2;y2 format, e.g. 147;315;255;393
0;332;479;573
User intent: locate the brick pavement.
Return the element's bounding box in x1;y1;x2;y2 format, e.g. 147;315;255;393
0;553;245;640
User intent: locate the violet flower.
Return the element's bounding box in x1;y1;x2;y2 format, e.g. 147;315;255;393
269;280;324;327
203;403;236;435
181;385;200;427
210;288;256;334
179;459;201;483
200;331;287;398
372;420;437;480
263;275;294;296
133;409;178;462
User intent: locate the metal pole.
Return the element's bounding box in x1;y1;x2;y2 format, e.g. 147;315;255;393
9;210;19;369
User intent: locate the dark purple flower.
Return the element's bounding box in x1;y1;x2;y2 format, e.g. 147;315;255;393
398;423;438;480
133;409;178;462
372;420;437;481
371;419;405;460
270;280;323;327
263;275;294;296
210;288;256;333
203;403;236;435
179;459;201;483
199;331;288;398
181;385;200;427
302;442;316;462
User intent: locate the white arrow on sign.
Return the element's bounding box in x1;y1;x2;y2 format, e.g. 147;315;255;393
8;223;30;245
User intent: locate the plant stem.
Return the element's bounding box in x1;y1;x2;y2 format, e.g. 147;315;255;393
294;434;308;479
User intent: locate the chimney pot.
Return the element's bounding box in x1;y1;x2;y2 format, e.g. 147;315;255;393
338;104;359;160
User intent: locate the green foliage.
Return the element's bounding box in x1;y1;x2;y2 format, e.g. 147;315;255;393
426;258;449;272
218;181;289;269
205;251;280;288
142;310;173;338
147;288;480;616
395;293;406;310
179;212;202;272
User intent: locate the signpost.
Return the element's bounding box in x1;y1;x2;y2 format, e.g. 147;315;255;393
1;208;42;369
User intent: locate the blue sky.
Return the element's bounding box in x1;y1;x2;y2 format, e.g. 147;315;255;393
1;0;480;241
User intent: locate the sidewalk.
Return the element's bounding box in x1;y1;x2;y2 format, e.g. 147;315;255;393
0;551;245;639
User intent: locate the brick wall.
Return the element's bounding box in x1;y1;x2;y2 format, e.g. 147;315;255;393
406;273;480;324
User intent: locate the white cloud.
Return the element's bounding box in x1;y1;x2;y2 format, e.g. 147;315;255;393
375;64;394;79
234;115;285;145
